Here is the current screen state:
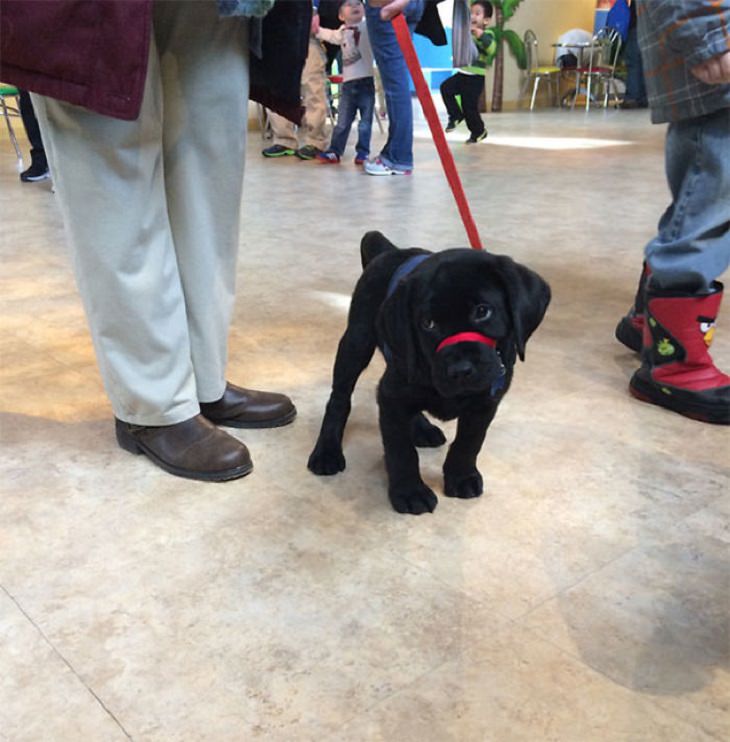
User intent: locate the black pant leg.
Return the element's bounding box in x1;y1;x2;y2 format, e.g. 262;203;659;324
460;75;486;136
440;74;464;124
18;90;47;164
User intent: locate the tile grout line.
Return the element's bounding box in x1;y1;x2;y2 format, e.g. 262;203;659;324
514;489;730;625
1;584;133;741
508;503;728;741
513;545;642;623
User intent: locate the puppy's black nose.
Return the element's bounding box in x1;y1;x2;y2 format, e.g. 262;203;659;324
446;361;476;381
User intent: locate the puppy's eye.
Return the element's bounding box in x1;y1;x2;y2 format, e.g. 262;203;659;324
473;304;493;322
422;317;436;331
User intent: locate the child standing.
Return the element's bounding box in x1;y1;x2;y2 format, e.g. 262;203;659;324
316;0;375;165
440;0;497;143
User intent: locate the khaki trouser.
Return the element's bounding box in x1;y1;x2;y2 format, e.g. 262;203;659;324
33;1;249;425
269;36;328;150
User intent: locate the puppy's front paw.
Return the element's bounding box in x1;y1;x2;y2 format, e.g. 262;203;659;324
389;482;438;515
307;440;346;475
410;414;447;448
444;469;483;499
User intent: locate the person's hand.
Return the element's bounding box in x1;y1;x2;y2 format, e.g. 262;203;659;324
690;51;730;85
472;25;484;39
311;12;320;36
369;0;411;21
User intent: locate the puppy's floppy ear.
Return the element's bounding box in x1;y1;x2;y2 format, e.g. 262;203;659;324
376;279;424;383
492;255;551;361
361;231;399;270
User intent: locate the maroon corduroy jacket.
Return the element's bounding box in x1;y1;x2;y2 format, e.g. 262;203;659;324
0;0;309;123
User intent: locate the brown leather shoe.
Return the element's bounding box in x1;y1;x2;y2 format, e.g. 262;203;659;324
115;414;252;481
199;382;296;429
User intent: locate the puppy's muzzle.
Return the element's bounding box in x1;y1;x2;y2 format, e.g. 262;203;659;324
435;332;505;396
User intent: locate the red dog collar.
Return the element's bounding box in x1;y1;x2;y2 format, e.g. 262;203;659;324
436;332;497;353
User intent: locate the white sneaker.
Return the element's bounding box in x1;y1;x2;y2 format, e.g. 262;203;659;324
364;158;411;176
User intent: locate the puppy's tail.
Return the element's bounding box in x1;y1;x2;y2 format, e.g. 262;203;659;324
360;231;398;270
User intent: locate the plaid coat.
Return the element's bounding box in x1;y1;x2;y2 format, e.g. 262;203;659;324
637;0;730;123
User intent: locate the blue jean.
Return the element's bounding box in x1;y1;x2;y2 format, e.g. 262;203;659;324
365;0;424;171
623;26;647;104
646;107;730;293
329;77;375;159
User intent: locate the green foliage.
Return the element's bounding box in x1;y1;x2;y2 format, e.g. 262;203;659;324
488;0;527;69
490;27;527;71
492;0;525;23
503;29;527;69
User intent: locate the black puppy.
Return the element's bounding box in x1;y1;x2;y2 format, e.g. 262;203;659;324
308;232;551;515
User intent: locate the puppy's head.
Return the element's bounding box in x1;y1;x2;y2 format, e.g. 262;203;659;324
378;249;550;397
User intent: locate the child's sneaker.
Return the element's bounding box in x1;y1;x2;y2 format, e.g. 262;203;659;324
354;155;367;166
20;161;50;182
445;118;462;132
364;158;411;176
262;144;295;158
465;130;488;144
296;145;321;160
316;151;341;164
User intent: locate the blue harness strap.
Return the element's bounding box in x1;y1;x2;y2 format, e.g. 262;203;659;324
382;254;430;365
490;370;506;397
386;253;430;299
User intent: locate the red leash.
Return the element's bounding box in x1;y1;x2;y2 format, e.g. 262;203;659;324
391;13;484;251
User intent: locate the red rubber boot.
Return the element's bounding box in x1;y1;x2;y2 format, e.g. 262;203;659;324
630;282;730;424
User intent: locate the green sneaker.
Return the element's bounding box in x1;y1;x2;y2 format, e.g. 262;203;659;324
262;144;295;158
295;145;321;160
465;130;488;144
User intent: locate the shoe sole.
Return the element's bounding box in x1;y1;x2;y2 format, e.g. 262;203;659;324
614;318;642;353
365;168;411;176
262;150;295;158
296;152;318;160
20;172;51;182
115;422;254;481
204;407;297;430
629;373;730;425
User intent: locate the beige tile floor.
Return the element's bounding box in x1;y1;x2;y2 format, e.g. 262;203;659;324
1;104;728;741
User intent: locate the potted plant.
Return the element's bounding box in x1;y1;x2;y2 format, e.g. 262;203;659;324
489;0;528;111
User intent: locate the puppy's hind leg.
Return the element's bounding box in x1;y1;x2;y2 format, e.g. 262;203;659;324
410;413;446;448
308;324;376;476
